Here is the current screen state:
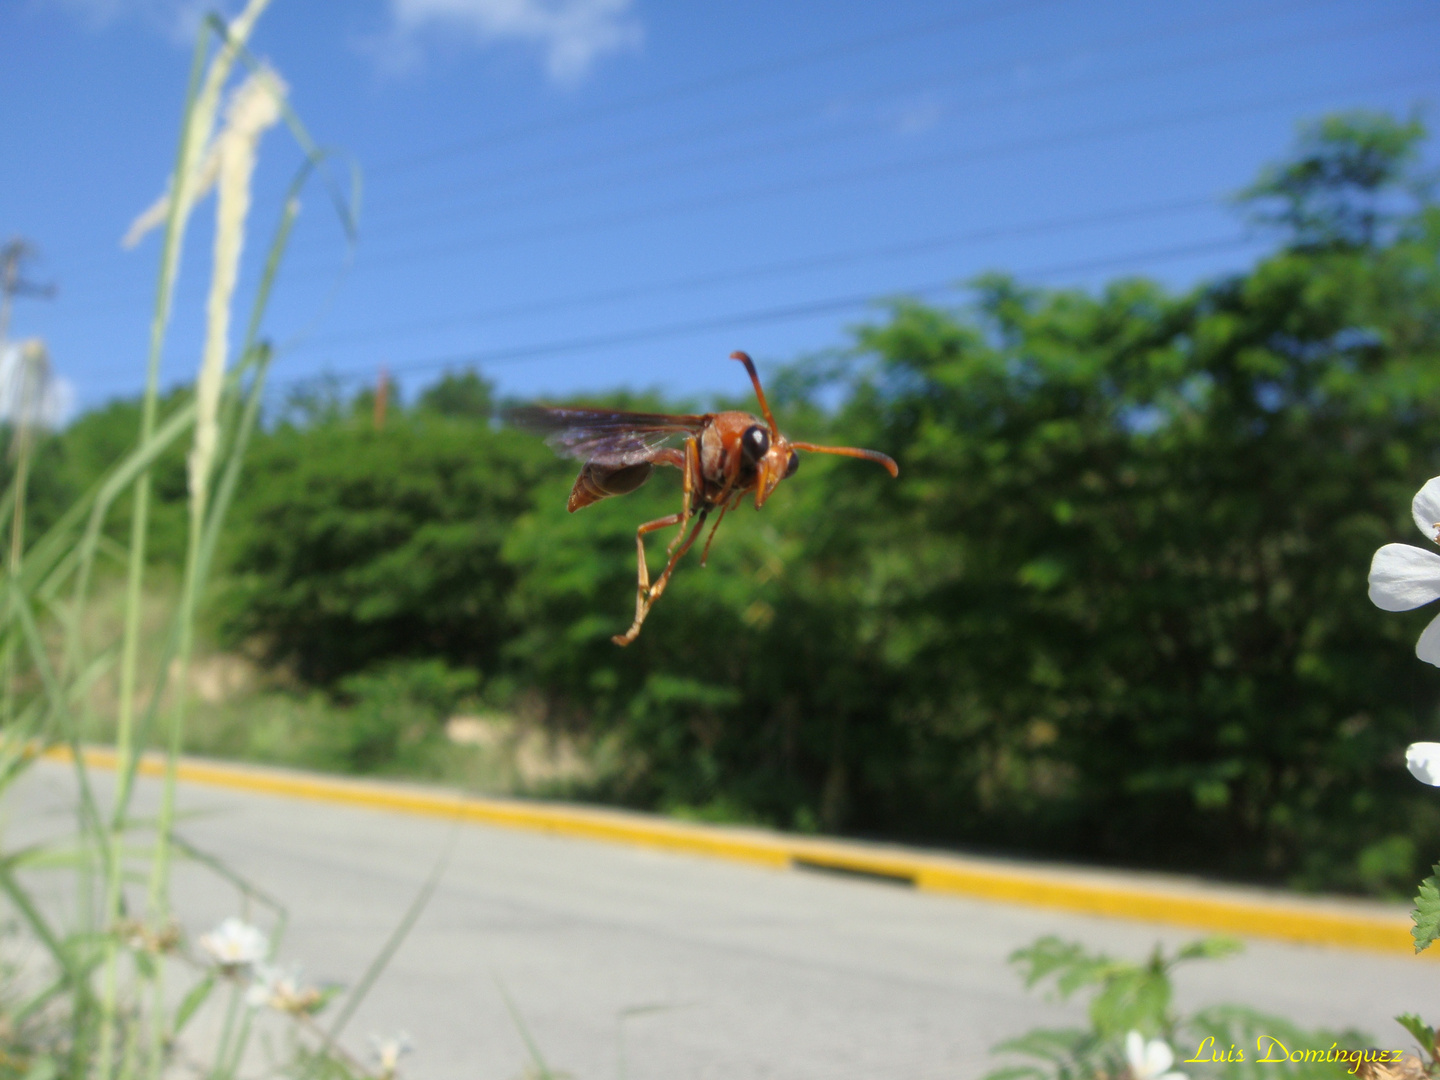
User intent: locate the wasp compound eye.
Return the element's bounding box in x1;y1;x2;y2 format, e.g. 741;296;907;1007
741;424;770;463
785;451;799;478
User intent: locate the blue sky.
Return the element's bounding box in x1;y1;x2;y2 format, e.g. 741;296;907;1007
1;0;1436;418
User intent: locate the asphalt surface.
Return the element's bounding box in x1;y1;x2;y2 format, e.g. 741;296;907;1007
2;759;1433;1080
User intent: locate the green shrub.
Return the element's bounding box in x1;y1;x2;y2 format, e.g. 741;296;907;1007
212;112;1440;893
220;403;556;684
328;659;480;772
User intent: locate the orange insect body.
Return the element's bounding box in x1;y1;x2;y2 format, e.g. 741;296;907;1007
509;352;898;645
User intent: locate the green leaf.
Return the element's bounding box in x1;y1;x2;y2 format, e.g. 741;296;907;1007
1008;937;1120;997
1395;1013;1436;1054
1175;937;1244;962
990;1027;1091;1064
173;973;216;1034
982;1066;1051;1080
1410;863;1440;953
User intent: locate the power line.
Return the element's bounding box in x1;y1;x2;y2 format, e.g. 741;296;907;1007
284;69;1439;277
265;235;1255;393
358;0;1405;238
371;0;1059;177
68;60;1433;330
289;195;1222;352
62;13;1434;313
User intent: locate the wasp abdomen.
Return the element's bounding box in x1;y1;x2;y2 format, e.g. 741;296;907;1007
567;461;655;512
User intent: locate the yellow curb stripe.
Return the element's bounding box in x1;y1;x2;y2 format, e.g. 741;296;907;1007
46;747;1424;959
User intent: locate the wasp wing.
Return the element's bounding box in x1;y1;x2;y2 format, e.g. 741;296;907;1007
504;405;708;467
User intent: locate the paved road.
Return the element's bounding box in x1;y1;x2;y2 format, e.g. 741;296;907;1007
2;760;1433;1080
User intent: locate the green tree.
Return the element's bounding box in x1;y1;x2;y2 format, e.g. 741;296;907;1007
501;112;1440;887
221;402;555;684
418;370;494;419
215;114;1440;893
1240;110;1429;249
8;390;191;565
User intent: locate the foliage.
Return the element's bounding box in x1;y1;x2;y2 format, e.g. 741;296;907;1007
0;5;425;1078
496;111;1440;889
416;370;495;420
1411;862;1440;953
221;402;555;684
1391;1015;1440;1078
198;111;1440;893
4;391;192;567
986;936;1368;1080
1007;935;1242;1044
328;659;479;772
1240;110;1430;250
0;109;1412;899
0;931;72;1080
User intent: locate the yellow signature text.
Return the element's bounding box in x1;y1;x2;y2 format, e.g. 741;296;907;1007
1186;1037;1407;1075
1183;1037;1246;1064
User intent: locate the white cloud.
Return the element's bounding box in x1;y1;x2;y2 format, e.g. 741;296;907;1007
892;95;943;137
389;0;642;82
42;0;241;44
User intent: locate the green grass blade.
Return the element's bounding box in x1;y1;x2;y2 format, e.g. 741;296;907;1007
0;859;81;985
497;982;559;1080
167;833;287;918
327;831;455;1041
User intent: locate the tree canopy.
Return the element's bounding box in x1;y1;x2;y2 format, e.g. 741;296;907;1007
17;111;1440;895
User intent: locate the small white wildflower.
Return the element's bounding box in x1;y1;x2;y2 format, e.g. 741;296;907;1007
1406;742;1440;787
245;963;323;1015
370;1032;413;1078
1368;477;1440;666
197;917;267;969
1126;1031;1186;1080
0;341;69;432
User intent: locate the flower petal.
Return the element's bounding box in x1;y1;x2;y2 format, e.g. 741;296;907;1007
1369;545;1440;611
1411;477;1440;542
1418;614;1440;667
1145;1039;1175;1077
1407;743;1440;786
1126;1032;1146;1074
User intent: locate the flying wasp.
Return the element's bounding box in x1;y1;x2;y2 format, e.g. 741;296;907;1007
507;351;899;646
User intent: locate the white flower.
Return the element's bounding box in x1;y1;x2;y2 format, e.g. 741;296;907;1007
1407;742;1440;786
1126;1031;1186;1080
370;1032;413;1078
245;963;323;1014
1368;477;1440;666
197;917;268;969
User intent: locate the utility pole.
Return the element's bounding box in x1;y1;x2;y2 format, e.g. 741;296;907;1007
0;238;55;347
374;366;389;431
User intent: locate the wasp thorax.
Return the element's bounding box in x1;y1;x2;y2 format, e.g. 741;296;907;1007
741;424;770;463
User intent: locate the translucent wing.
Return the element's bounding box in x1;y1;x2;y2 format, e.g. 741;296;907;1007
504;405;708;466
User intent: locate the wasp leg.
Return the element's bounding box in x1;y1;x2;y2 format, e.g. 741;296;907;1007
613;508;709;647
665;437;702;561
699;490;747;566
699;502;729;567
626;512;683;630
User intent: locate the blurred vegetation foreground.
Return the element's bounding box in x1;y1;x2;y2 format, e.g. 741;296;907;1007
17;112;1440;897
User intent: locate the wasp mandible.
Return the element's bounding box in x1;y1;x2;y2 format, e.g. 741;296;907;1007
507;351;899;646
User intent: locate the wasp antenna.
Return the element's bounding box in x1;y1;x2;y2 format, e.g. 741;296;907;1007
730;350;778;438
790;441;899;478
